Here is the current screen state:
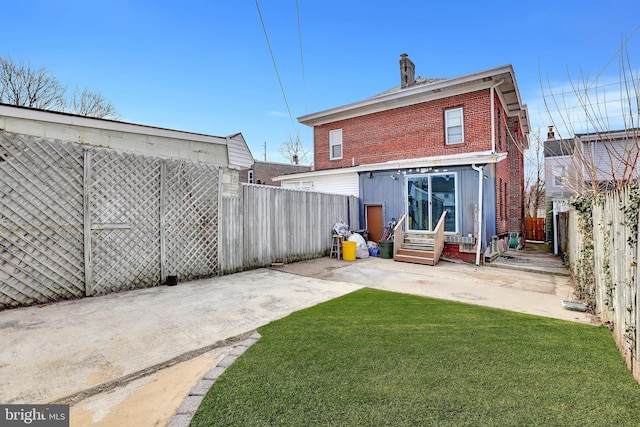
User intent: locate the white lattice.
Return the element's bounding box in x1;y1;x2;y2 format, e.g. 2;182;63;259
0;131;85;308
88;150;163;295
0;129;221;308
164;161;219;281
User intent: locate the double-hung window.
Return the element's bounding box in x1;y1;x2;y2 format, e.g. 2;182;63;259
329;129;343;160
554;165;565;186
445;107;464;145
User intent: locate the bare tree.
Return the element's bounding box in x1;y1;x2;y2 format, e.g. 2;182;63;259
541;44;640;196
0;55;120;119
524;128;546;217
0;56;66;110
279;132;311;165
70;86;120;119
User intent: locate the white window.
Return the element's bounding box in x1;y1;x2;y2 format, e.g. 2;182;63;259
329;129;343;160
445;107;464;145
554;165;565;186
248;169;254;184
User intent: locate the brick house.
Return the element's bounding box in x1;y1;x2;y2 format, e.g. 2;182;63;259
239;160;311;186
278;55;529;263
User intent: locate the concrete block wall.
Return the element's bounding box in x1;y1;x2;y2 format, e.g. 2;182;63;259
0;114;240;197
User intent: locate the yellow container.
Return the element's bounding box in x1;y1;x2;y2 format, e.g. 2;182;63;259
342;241;357;261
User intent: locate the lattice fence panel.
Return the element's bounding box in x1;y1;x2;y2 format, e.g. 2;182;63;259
88;150;162;295
165;161;219;281
0;131;85;308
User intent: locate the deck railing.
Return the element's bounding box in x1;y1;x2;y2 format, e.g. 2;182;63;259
392;211;446;263
433;211;447;264
392;212;407;258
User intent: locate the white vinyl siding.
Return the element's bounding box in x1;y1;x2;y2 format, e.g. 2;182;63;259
281;172;359;197
445;107;464;145
329;129;343;160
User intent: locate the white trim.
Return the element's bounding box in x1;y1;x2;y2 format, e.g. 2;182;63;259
273;150;507;181
298;65;523;127
445;107;464;145
405;171;459;234
329;128;343;160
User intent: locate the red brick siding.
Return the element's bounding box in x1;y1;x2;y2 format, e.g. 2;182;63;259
443;243;478;263
507;116;525;234
313;89;493;170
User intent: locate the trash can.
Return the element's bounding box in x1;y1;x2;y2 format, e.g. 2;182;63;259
379;240;393;259
342;241;357;261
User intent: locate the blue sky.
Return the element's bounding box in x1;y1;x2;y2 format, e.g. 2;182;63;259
2;1;639;163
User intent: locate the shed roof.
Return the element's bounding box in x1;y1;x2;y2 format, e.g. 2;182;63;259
0;103;254;169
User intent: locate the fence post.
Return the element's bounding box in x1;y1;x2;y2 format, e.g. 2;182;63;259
217;167;223;274
83;149;93;296
160;162;167;282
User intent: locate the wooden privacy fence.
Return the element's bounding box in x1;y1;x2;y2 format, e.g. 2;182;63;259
525;217;545;241
0;130;220;309
219;184;359;274
565;187;640;382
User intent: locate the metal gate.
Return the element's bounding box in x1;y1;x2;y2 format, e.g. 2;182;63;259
0;130;220;308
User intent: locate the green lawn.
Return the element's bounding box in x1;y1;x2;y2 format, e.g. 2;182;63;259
190;288;640;426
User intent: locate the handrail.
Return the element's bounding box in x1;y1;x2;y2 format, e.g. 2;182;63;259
393;212;407;258
433;211;447;264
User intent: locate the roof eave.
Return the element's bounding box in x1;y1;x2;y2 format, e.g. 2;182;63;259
274;151;506;181
298;65;518;127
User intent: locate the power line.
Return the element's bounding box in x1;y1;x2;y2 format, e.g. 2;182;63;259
254;0;294;126
296;0;308;117
587;23;640;90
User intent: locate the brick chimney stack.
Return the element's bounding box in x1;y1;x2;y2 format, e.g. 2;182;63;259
547;126;555;140
400;53;415;89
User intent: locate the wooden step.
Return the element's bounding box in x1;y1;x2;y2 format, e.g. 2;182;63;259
401;243;435;251
397;248;435;258
403;236;435;245
394;253;436;266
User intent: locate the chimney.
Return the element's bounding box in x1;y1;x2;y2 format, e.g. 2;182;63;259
547;126;555;140
399;53;415;88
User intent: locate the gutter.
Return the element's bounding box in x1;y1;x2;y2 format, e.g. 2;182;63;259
490;79;505;153
471;164;484;266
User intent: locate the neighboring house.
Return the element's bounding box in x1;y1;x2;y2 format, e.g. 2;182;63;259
278;54;530;263
544;127;640;253
239;160;311;186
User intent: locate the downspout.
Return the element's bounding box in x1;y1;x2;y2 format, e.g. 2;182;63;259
472;164;484;266
490;79;505;153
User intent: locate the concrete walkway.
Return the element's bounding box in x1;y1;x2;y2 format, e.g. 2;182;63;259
0;249;595;426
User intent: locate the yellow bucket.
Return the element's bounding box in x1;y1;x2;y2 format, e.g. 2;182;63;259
342;241;357;261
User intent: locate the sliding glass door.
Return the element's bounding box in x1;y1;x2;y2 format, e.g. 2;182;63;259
406;173;457;232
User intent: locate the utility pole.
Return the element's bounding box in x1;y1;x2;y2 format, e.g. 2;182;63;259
263;141;266;161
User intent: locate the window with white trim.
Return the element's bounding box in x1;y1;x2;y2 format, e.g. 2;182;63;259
248;169;254;184
445;107;464;145
554;165;565;186
329;129;343;160
406;172;458;233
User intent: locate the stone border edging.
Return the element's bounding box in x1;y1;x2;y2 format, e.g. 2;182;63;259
168;331;262;427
